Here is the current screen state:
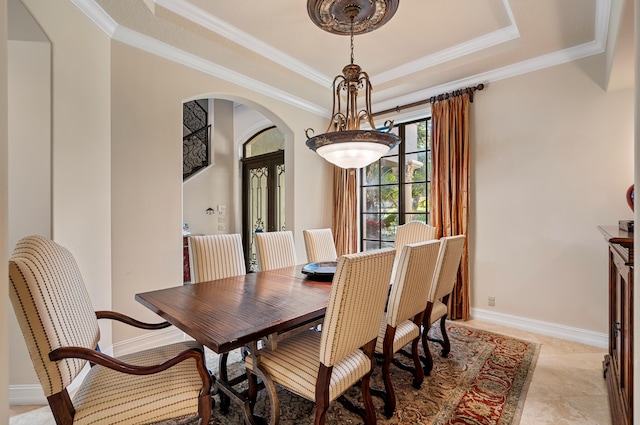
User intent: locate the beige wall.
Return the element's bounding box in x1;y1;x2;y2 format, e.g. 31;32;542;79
1;0;9;418
7;38;51;387
8;41;50;246
9;0;112;389
472;55;633;333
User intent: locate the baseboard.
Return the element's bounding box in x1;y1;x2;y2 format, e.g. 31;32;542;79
8;384;47;406
10;327;187;405
471;308;607;348
111;327;189;356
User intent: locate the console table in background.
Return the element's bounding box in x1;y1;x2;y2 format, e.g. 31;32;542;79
599;225;633;425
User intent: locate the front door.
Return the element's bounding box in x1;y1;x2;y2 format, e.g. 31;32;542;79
241;150;285;271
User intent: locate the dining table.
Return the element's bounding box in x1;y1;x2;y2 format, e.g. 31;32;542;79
135;264;333;424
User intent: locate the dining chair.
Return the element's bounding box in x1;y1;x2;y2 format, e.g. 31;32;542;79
188;233;247;413
8;235;212;425
303;228;338;263
189;233;246;282
373;239;441;417
245;248;396;425
394;221;437;259
254;230;297;271
421;234;466;375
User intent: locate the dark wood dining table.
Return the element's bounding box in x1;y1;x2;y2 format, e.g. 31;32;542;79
135;265;332;424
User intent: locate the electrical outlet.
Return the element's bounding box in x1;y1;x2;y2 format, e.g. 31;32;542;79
488;296;495;307
218;225;226;231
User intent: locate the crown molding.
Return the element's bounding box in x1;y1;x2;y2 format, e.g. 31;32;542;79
373;37;607;116
373;0;519;85
71;0;610;119
110;26;329;117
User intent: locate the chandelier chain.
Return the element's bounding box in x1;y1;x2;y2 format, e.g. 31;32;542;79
350;16;355;64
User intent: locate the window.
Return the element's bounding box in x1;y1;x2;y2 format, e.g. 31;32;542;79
360;117;432;250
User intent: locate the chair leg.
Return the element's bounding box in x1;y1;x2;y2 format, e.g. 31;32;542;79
381;326;396;418
439;316;450;357
410;337;424;389
315;364;332;425
421;304;435;375
47;390;74;425
197;391;212;425
361;340;378;425
381;355;395;418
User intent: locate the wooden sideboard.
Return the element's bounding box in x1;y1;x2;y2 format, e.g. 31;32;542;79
599;225;633;425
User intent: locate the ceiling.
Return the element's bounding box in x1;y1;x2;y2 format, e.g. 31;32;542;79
74;0;632;117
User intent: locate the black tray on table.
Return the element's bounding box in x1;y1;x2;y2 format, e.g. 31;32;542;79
301;261;337;282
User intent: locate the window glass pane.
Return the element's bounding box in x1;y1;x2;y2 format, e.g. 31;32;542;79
364;240;381;251
404;152;426;182
245;127;284;158
403;183;427;213
417;120;428;150
363;162;380;185
364;214;382;239
405;213;428;223
380;186;398;212
362;187;380;212
380;213;398;240
379;156;398;184
380;156;399;183
404;122;419;152
381;241;394;249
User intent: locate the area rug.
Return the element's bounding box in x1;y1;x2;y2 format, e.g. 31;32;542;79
11;322;540;425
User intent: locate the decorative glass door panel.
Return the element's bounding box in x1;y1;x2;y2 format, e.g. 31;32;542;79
242;150;285;271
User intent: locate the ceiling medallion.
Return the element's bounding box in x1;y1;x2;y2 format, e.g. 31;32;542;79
307;0;399;35
305;0;401;169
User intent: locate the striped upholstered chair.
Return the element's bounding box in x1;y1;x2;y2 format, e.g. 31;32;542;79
246;248;396;425
254;230;297;271
422;235;466;375
394;221;437;259
188;233;247;412
303;228;338;263
188;233;246;283
373;239;441;417
8;235;212;425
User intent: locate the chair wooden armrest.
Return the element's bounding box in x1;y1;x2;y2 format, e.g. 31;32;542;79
49;346;212;395
95;310;172;330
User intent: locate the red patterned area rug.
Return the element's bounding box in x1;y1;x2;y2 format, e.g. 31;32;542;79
10;322;539;425
171;321;540;425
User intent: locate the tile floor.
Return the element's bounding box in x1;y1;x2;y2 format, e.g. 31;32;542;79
9;319;612;424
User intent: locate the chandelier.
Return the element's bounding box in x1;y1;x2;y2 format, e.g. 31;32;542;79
305;0;401;169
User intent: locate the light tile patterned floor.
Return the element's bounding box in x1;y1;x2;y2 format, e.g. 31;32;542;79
10;319;612;424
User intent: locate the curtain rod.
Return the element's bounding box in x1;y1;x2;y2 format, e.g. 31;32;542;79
372;83;485;118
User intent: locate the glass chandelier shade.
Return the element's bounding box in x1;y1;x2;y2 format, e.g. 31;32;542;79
305;0;401;169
